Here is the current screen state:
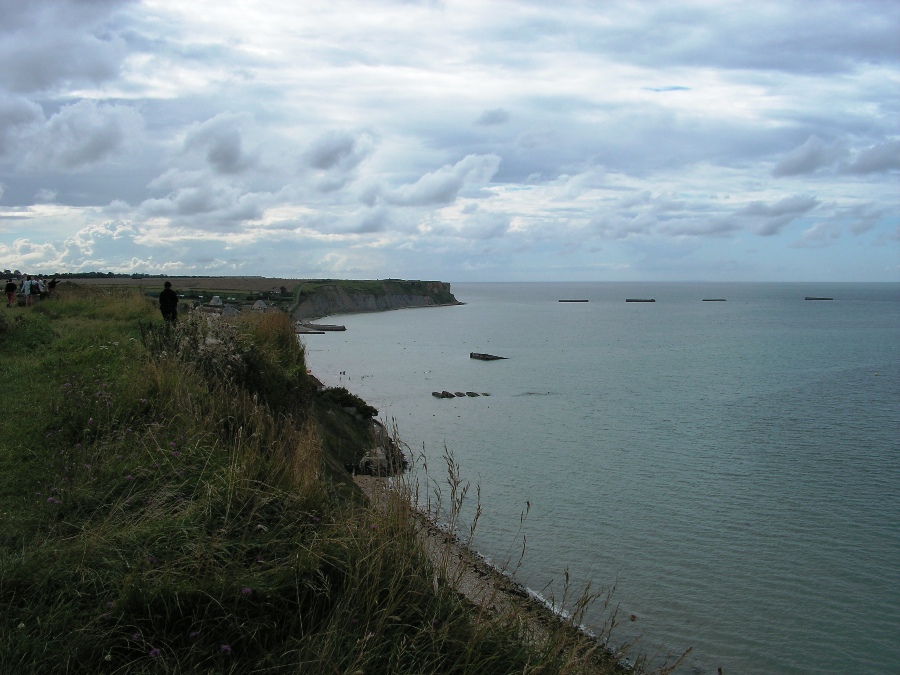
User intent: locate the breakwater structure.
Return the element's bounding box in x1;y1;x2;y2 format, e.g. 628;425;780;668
805;296;834;301
295;322;346;334
559;299;589;302
625;298;655;302
470;352;507;361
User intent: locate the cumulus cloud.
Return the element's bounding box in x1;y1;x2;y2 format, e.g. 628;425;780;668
139;182;269;231
22;100;143;170
844;139;900;174
772;136;844;176
737;195;819;236
0;0;129;94
385;154;501;206
184;114;256;175
304;130;376;192
0;94;42;155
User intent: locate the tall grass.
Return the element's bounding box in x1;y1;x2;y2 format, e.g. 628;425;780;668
0;285;673;674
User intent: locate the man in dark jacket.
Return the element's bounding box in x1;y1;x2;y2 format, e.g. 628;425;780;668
158;281;179;322
4;279;16;308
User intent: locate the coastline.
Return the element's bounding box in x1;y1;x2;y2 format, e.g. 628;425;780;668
353;475;646;673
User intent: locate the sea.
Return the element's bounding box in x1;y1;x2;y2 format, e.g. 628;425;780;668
303;282;899;675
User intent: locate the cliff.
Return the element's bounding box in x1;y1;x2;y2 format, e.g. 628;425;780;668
292;279;461;320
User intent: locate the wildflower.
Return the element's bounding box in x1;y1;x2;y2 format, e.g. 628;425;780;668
148;555;158;565
87;418;94;425
107;601;116;609
140;399;147;404
220;644;232;655
241;587;253;596
17;623;25;629
189;630;201;639
125;475;134;481
149;647;161;658
169;441;176;448
132;632;142;642
62;383;71;388
104;654;112;661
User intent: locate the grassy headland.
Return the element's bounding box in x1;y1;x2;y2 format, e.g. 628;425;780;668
0;284;664;674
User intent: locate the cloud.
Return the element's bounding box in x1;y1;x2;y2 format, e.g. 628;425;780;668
0;94;43;155
474;108;510;126
139;182;269;231
385;154;501;206
0;0;129;94
642;86;690;92
0;1;898;281
184;114;256;175
737;195;819;236
22;100;143;170
304;130;376;192
844;139;900;174
772;136;844;176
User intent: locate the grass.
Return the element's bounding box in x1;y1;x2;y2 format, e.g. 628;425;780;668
0;285;672;674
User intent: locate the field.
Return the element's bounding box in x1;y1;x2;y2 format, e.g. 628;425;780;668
74;276;304;294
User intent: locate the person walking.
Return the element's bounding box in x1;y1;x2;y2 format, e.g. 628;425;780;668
4;279;16;308
158;281;179;323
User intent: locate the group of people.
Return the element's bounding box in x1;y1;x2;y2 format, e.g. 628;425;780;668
4;275;179;323
5;275;57;308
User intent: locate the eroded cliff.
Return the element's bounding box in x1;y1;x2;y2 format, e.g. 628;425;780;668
292;280;460;320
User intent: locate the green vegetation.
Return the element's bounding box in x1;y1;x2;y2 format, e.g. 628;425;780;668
0;285;664;674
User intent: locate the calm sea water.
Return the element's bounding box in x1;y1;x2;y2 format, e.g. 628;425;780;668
305;282;900;674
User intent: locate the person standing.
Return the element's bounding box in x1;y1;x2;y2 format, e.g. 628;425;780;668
158;281;179;323
23;275;36;307
4;279;16;308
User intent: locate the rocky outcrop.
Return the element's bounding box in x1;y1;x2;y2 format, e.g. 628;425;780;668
293;280;460;320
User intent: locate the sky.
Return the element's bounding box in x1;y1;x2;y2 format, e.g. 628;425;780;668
0;0;898;282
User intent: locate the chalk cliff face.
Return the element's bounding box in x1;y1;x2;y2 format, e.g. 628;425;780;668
293;280;460;320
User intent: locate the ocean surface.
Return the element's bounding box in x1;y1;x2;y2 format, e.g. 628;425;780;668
304;282;899;675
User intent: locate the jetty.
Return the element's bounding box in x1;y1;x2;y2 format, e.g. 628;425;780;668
625;298;655;303
805;297;833;301
470;352;507;361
